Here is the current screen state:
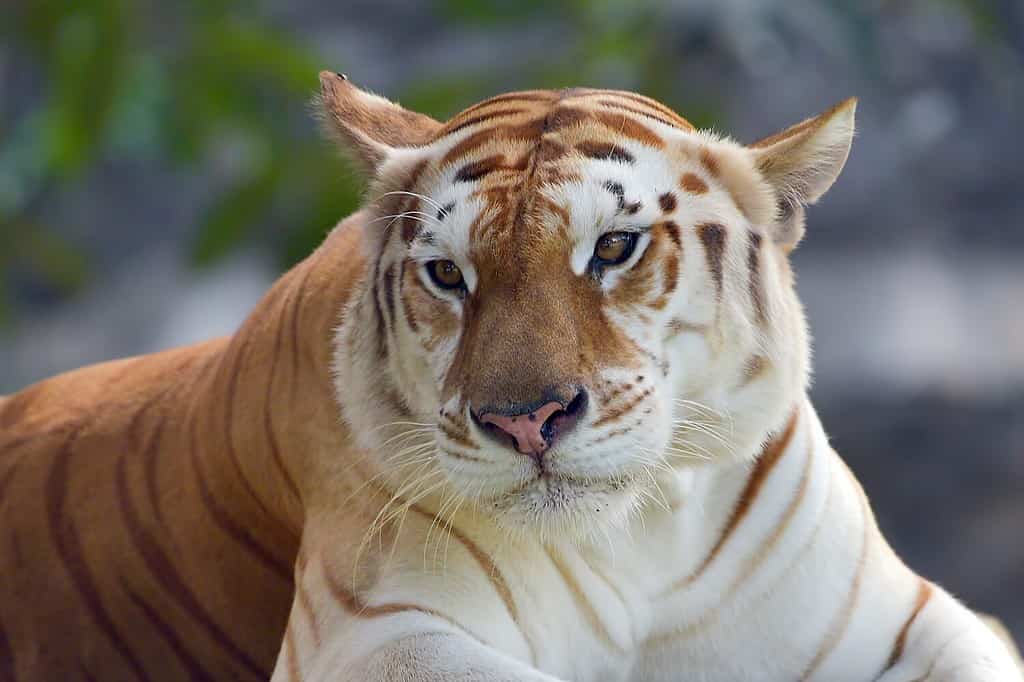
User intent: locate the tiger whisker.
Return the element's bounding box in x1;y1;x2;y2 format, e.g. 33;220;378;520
378;190;447;215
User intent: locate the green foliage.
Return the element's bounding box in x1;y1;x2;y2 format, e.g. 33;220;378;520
0;0;727;329
1;0;363;328
1;0;1003;330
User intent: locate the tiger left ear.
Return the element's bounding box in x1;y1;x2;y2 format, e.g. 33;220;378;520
748;98;857;249
317;71;441;176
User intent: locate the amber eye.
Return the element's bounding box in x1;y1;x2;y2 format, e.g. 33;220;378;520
426;260;465;291
593;231;638;266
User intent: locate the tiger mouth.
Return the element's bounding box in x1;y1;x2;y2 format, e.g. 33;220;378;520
492;469;634;508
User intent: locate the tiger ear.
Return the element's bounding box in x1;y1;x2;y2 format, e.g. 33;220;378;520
748;98;856;249
317;71;442;176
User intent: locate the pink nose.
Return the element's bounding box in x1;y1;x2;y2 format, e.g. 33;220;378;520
479;401;564;456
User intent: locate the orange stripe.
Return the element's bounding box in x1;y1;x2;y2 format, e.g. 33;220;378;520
407;504;518;624
598;91;695;129
266;287;302;503
345;473;535;661
546;548;627;654
593;388;653;427
667;411;799;592
353;475;520;628
45;427;153;681
450;91;558;119
649;424;816;645
591;111;666;148
406;503;538;664
437;107;529;138
727;427;815;597
883;579;933;672
437;421;478;450
596;98;689;131
799;468;872;679
320;557;477;639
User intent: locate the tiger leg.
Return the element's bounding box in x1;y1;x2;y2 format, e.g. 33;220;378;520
876;590;1022;681
271;611;566;682
978;613;1024;674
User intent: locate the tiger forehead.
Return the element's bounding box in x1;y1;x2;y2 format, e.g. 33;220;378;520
435;88;695;176
424;89;696;256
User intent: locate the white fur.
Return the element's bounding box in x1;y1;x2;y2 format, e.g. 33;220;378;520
277;98;1020;681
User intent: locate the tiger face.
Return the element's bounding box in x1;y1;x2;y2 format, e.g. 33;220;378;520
326;75;855;541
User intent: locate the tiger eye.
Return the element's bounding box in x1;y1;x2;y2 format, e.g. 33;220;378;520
594;232;637;265
427;260;465;290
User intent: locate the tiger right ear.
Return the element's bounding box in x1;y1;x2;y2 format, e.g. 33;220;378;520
748;98;856;250
317;72;442;176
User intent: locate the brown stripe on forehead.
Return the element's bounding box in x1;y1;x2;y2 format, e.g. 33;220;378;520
454;154;511;182
599;91;695;130
565;89;695;130
747;231;767;323
698;223;726;294
543;105;590;132
596;99;690;131
449;90;558;119
436;107;528;139
440;117;547;167
592;111;665;148
575;140;635;164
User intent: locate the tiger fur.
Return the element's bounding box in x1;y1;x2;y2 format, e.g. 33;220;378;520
0;73;1020;681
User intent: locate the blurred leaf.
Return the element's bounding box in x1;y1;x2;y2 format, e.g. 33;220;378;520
0;280;10;330
15;226;91;293
106;53;170;159
940;0;1005;40
41;1;129;175
191;162;279;267
278;155;363;268
439;0;552;25
400;76;499;119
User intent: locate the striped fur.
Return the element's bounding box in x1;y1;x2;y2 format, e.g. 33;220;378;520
0;75;1019;681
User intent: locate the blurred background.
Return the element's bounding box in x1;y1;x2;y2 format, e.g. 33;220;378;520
2;0;1022;638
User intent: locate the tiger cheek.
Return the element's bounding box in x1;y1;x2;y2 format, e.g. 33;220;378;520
608;230;671;311
402;268;460;354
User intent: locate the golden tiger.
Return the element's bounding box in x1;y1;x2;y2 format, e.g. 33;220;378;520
0;73;1020;681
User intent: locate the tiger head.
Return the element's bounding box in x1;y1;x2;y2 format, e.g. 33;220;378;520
325;73;855;541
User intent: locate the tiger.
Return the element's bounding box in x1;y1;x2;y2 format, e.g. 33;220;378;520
0;72;1020;682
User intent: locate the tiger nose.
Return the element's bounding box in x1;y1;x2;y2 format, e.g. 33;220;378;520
475;389;588;457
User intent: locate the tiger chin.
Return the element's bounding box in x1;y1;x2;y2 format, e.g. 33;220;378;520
2;74;1021;681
